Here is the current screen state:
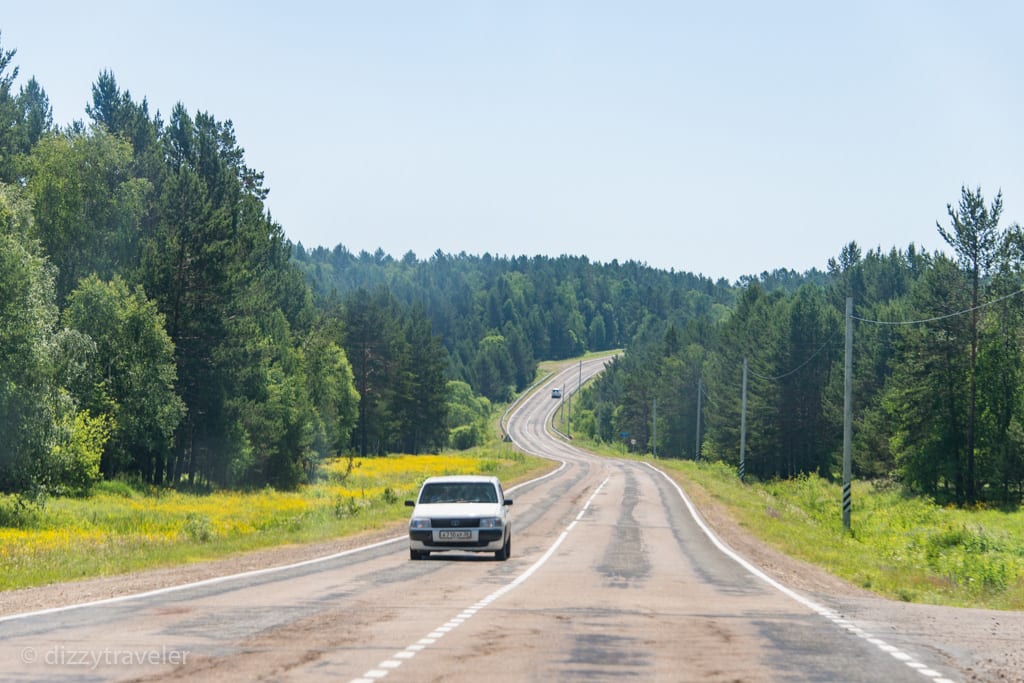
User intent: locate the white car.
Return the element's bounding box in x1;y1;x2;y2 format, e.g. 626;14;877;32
405;475;513;561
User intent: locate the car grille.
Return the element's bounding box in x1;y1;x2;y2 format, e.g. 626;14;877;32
419;529;502;547
431;517;479;528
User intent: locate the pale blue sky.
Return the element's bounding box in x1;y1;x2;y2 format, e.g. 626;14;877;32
4;2;1022;280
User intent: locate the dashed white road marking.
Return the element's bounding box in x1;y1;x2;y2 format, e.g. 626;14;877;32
347;476;610;683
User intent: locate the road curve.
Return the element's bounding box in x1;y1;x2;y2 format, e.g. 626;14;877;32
0;357;962;682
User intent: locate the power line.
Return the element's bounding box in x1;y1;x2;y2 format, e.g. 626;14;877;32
852;286;1024;327
698;380;720;411
747;328;840;382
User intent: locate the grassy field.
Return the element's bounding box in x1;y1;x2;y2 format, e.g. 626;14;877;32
0;446;551;591
634;456;1024;611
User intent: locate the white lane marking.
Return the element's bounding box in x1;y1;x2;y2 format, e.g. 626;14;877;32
348;476;610;683
0;535;406;624
0;457;566;625
644;462;958;683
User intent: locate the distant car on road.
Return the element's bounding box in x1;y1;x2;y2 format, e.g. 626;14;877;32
551;387;562;399
405;475;513;561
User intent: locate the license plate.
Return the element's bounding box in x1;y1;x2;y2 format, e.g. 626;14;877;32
437;529;473;541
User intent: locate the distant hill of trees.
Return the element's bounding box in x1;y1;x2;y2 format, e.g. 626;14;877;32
291;245;735;400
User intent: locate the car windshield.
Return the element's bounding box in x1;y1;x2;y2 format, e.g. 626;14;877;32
419;482;498;504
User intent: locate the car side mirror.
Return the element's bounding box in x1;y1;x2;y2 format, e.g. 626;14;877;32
503;499;513;506
405;500;415;507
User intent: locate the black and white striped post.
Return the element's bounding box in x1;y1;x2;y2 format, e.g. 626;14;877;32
695;376;702;462
842;297;853;531
739;358;748;482
652;398;657;458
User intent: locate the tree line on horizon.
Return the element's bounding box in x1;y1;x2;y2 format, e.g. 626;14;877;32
1;34;1019;508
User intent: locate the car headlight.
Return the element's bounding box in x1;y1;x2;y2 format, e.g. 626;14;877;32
479;517;503;528
410;517;430;530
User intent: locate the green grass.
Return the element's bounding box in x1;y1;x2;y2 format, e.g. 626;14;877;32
644;457;1024;610
0;445;551;591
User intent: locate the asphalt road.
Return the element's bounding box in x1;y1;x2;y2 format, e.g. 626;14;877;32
0;357;963;682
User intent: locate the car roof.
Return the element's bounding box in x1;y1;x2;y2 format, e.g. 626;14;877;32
420;475;500;485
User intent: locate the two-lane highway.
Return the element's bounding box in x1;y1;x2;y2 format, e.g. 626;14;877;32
0;357;961;681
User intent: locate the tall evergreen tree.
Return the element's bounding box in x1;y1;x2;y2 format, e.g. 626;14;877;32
776;285;841;477
976;226;1024;502
0;33;21;182
937;186;1005;502
14;77;52;153
140;104;301;486
341;288;404;456
394;305;450;453
886;256;972;501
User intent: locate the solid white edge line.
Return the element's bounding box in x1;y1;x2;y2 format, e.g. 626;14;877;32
643;461;957;683
1;450;570;625
0;534;406;624
643;461;834;612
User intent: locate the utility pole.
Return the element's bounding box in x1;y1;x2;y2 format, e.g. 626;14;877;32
695;376;702;461
652;398;658;458
843;297;853;530
740;358;748;481
567;383;572;439
572;359;582;440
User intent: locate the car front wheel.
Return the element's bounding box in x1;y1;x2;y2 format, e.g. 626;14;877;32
495;535;511;561
411;549;429;560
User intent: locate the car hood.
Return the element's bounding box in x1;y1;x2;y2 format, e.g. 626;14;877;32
411;503;503;518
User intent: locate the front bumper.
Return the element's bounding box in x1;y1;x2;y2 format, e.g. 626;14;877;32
409;528;505;551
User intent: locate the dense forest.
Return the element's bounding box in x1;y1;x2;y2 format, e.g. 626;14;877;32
576;198;1024;507
1;34;1022;507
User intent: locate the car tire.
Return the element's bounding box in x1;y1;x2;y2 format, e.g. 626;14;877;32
411;549;429;560
495;535;510;561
